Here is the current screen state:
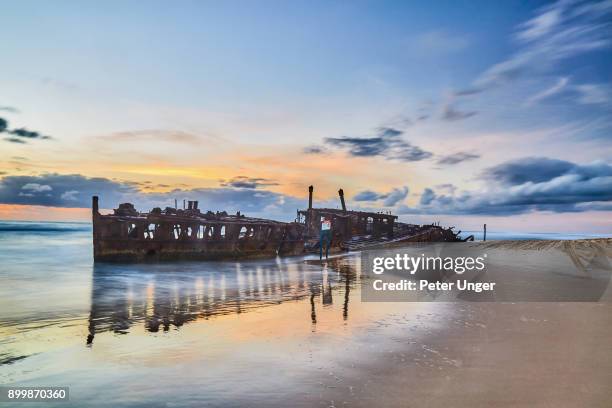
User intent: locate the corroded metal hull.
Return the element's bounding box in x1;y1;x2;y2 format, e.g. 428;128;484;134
92;192;467;262
92;198;305;262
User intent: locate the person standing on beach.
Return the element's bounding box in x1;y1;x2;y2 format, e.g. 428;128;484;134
319;216;332;261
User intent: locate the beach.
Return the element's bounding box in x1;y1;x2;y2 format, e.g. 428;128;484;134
1;222;611;407
304;302;612;408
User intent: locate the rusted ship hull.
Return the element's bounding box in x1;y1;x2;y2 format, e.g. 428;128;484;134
92;187;468;262
93;228;302;262
92;197;305;262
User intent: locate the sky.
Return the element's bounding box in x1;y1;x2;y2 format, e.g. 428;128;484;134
0;0;611;233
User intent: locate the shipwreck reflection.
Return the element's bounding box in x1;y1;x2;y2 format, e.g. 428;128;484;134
87;257;358;344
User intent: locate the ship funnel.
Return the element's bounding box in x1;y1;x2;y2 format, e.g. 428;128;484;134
338;189;347;212
92;196;99;215
308;185;313;210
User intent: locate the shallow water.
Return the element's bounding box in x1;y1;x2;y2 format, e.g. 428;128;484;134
0;222;437;407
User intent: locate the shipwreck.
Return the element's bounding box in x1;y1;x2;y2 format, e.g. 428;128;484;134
92;186;471;262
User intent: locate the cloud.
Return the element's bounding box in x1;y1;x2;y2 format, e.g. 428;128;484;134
453;88;482;97
574;83;612;105
353;186;409;206
437;152;480;166
61;190;79;201
324;133;389;157
0;106;19;113
22;183;53;192
516;6;562;41
219;176;279;189
379;127;402;137
435;183;457;194
0;116;52;143
353;190;382;201
100;130;202;144
442;103;477;121
484;157;577;185
382;187;410;206
9;128;51;139
324;127;432;162
0;174;136;208
303;145;327;154
525;76;570;106
399;157;612;215
420;188;436;205
4;137;26;144
474;0;612;89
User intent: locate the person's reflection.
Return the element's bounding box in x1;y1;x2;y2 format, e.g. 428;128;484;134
322;265;333;306
342;269;350;321
337;263;356;321
309;281;320;327
307;258;359;328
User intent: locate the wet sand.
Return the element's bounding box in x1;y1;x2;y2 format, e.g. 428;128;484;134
305;302;612;408
303;240;612;407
